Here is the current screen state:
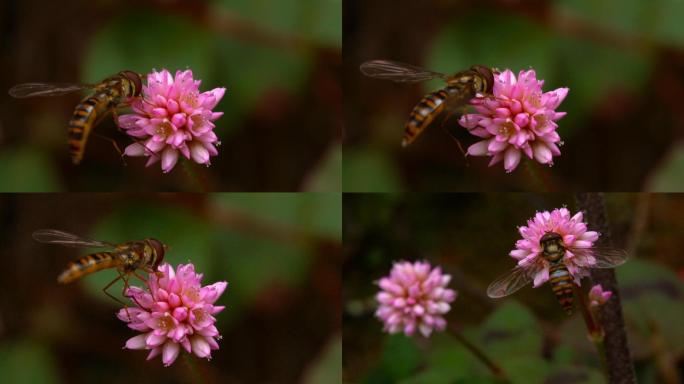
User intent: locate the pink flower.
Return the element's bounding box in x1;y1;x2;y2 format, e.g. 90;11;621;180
588;284;612;308
459;69;568;173
510;208;599;287
118;263;227;366
119;69;226;173
375;260;457;337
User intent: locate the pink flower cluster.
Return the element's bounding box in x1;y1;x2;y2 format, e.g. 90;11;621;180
119;69;225;173
459;69;568;173
588;284;612;308
375;260;457;337
118;263;227;366
510;208;599;287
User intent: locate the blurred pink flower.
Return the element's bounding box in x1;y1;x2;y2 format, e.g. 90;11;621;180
510;208;599;287
119;69;226;173
118;263;227;366
588;284;612;308
375;260;457;337
459;69;568;172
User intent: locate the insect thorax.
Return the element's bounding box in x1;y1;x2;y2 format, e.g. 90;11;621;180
540;232;565;263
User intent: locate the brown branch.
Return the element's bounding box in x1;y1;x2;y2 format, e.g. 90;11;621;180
575;193;636;384
204;199;341;252
142;0;337;56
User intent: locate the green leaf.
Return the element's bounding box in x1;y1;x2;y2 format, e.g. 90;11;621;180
552;34;652;131
214;37;310;124
303;145;342;192
399;368;497;384
0;147;61;192
214;231;310;305
83;10;214;82
652;0;684;46
0;341;59;384
303;335;342;384
476;301;542;358
647;142;684;191
343;148;403;192
377;335;422;380
617;258;684;357
211;0;341;47
554;0;684;47
553;0;650;40
538;364;604;384
421;333;491;381
427;9;556;85
211;193;341;240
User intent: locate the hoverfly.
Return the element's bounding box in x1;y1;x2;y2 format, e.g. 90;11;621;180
360;60;495;147
9;71;143;164
32;229;165;306
487;232;628;314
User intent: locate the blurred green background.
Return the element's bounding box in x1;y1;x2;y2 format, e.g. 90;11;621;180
343;0;684;191
0;193;341;383
343;193;684;383
0;0;341;191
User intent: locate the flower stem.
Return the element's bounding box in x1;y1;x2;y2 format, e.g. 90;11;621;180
574;284;602;340
574;284;608;377
448;325;509;382
182;160;209;192
524;161;551;192
182;353;207;384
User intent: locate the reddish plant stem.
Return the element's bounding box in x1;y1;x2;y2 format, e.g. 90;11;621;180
448;325;509;382
574;283;609;379
575;193;636;384
573;284;602;340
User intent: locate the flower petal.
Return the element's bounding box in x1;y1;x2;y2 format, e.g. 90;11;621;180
162;342;180;367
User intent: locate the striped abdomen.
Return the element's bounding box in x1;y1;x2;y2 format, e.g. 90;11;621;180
549;263;575;314
68;93;111;164
58;252;118;284
402;89;449;147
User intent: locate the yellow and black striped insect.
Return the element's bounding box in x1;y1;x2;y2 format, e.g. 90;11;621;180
360;60;495;147
486;232;628;314
32;229;165;305
9;71;143;164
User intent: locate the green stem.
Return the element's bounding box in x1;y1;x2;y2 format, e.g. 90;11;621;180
449;325;509;382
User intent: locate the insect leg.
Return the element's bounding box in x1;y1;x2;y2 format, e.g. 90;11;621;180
439;111;469;165
142;266;164;278
91;132;127;165
103;272;126;305
133;271;148;283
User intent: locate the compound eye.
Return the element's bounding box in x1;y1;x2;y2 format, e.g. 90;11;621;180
120;70;143;96
148;238;166;268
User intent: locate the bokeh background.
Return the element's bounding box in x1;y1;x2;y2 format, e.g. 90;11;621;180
344;0;684;191
0;0;341;191
0;193;341;383
343;193;684;383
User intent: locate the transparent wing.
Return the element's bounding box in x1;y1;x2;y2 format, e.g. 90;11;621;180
486;265;537;298
571;246;628;269
359;60;449;83
8;83;93;98
32;229;114;248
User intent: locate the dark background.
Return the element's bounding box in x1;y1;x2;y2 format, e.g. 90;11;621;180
0;193;341;383
343;0;684;192
0;0;341;192
343;193;684;383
